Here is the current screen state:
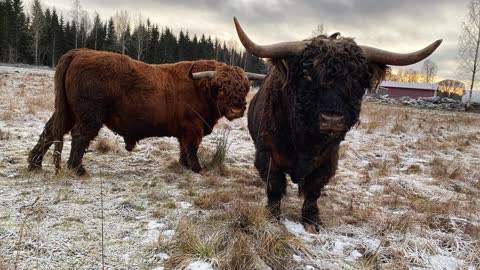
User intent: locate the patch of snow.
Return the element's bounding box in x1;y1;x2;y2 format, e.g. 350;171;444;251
429;255;461;270
157;253;170;261
143;221;166;244
162;229;175;240
178;201;192;209
292;254;303;263
282;219;306;235
368;184;384;193
333;240;347;254
185;260;213;270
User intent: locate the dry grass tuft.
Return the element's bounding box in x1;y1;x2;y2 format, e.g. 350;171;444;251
194;190;236;210
166;218;223;268
430;157;448;180
167;201;308;270
0;128;11;140
1;103;15;121
199;129;232;172
391;120;407;134
368;158;391;177
406;164;422;174
94;137;118;154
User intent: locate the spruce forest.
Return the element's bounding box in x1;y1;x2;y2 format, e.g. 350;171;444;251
0;0;266;73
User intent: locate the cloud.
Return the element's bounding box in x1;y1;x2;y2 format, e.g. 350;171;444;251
46;0;468;80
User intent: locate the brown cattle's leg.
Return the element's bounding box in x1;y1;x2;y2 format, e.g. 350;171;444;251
67;108;104;176
301;149;339;233
28;116;55;170
178;141;189;168
124;137;136;152
179;136;202;173
255;149;287;219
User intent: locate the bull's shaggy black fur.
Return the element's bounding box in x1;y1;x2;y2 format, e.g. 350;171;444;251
248;34;388;231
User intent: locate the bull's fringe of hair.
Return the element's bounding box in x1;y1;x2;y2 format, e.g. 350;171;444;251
267;34;389;153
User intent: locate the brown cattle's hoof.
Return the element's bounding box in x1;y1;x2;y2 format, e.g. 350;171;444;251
303;223;320;234
71;165;87;177
27;164;42;172
192;168;204;175
179;157;189;168
124;138;136;152
191;165;203;174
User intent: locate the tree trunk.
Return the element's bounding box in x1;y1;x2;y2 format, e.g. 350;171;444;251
467;24;480;108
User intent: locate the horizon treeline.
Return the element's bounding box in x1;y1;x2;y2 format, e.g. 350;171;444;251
0;0;266;73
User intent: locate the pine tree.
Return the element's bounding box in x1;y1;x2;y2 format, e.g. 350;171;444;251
6;0;29;63
50;9;61;66
105;17;116;52
87;13;104;50
147;24;160;63
0;0;8;61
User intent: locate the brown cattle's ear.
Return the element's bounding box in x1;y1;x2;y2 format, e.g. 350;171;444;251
188;63;195;79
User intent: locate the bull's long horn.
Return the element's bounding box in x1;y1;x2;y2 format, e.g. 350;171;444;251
245;72;267;80
360;39;442;66
234;16;308;58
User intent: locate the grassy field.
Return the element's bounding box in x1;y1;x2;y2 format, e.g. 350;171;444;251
0;66;479;269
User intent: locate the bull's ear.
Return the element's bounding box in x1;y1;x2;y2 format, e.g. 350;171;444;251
271;59;289;79
367;63;389;94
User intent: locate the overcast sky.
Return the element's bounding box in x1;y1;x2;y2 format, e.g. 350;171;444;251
44;0;468;80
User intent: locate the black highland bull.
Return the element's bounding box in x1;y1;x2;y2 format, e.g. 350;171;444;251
234;17;442;233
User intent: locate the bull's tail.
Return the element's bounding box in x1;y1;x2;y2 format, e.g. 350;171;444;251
52;51;76;172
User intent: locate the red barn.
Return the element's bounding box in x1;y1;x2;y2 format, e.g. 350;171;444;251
379;81;438;98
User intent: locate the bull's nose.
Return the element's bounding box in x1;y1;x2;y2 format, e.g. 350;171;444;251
319;113;346;133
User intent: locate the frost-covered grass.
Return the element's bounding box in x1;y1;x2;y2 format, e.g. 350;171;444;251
0;65;479;269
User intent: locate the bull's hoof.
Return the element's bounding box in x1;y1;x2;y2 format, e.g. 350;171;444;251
68;164;87;177
303;223;320;234
266;202;281;220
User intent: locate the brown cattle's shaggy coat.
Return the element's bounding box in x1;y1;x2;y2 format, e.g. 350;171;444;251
28;49;251;175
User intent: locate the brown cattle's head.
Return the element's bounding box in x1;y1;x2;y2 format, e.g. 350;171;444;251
190;64;266;121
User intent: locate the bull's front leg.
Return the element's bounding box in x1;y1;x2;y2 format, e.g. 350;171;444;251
255;149;286;219
301;148;339;233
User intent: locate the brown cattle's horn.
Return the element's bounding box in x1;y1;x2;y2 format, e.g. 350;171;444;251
360;40;443;66
245;72;267;80
234;16;308;58
188;64;216;79
190;71;216;79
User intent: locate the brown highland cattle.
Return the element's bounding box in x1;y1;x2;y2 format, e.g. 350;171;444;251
27;49;265;175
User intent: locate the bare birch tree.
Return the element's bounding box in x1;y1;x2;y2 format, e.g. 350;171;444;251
114;10;130;55
422;59;438;83
71;0;81;48
458;0;480;108
30;0;44;65
79;10;90;48
132;13;146;60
